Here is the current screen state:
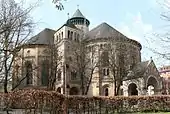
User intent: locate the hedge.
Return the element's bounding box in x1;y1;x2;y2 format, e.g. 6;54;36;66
0;89;170;114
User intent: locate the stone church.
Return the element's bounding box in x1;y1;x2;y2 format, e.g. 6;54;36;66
12;9;163;96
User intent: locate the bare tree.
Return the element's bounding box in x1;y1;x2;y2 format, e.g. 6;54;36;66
52;0;66;10
99;40;128;96
147;0;170;62
69;39;99;95
0;0;38;93
48;42;62;90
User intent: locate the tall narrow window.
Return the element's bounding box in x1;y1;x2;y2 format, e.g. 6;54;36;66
61;32;63;39
74;32;77;41
25;61;33;85
101;51;109;67
103;69;106;76
59;33;61;40
56;35;58;42
68;30;70;39
103;68;109;76
105;88;109;96
70;31;73;40
106;69;109;75
41;60;49;86
71;71;77;80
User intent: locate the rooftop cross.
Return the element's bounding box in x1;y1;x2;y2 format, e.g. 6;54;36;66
67;13;70;19
77;5;79;9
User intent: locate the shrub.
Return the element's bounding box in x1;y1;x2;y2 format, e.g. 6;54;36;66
1;90;170;113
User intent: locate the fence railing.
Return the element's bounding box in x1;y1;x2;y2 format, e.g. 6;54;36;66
1;90;170;114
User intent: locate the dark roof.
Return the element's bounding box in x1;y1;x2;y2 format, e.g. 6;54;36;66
72;9;85;18
27;28;55;45
56;22;79;32
133;61;150;75
124;60;151;80
87;22;127;39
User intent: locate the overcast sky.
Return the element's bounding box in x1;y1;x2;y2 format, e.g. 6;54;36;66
21;0;170;67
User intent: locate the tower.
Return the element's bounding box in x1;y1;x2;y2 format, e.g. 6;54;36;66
67;9;90;33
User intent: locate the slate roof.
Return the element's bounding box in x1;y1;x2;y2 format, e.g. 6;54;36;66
87;22;127;39
124;60;151;80
133;61;150;75
26;28;55;45
72;9;85;18
56;21;79;32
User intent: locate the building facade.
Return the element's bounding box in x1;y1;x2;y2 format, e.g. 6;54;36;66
12;9;163;96
159;66;170;94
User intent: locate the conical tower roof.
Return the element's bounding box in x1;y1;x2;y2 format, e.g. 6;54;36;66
67;9;90;26
72;9;85;18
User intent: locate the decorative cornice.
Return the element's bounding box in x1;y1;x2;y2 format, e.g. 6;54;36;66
85;37;142;50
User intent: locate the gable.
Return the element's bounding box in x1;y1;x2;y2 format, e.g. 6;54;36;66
146;60;160;78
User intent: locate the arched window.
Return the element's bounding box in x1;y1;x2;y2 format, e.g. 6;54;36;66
101;51;109;67
70;31;73;40
68;30;70;39
25;61;33;85
59;33;61;40
105;88;109;96
61;32;63;39
74;32;77;41
71;70;77;80
57;87;61;93
56;35;58;42
41;60;49;86
128;83;138;96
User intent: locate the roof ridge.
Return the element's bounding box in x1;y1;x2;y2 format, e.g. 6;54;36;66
88;22;127;39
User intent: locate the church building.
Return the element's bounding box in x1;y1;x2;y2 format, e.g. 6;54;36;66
12;9;163;96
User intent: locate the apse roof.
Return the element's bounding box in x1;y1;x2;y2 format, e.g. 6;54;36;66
26;28;55;45
87;22;127;39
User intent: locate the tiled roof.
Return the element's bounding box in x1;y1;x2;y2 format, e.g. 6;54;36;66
87;22;127;39
26;28;55;45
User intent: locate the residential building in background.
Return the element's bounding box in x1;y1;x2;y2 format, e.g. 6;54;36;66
159;66;170;94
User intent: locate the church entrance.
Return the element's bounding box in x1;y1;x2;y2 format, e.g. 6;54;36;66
128;83;138;96
57;87;61;93
147;76;158;95
69;87;79;95
102;85;109;96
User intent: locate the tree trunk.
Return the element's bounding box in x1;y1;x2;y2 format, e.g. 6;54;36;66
84;70;93;95
80;72;84;95
4;50;8;93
